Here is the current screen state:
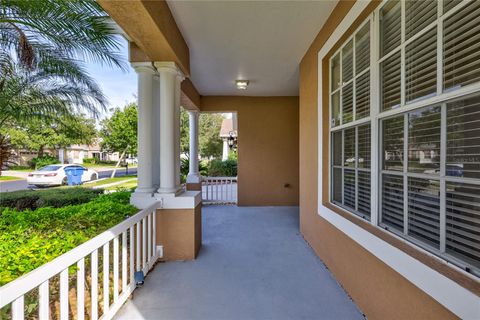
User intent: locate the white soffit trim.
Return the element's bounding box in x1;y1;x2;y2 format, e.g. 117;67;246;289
316;1;480;319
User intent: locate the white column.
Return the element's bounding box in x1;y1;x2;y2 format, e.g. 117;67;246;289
222;139;229;161
187;111;201;183
154;62;184;194
152;75;161;189
132;62;156;194
58;148;64;164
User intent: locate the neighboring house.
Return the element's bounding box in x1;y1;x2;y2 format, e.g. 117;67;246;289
11;139;120;166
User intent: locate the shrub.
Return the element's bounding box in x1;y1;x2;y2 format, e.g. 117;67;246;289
7;165;31;171
180;157;208;182
82;157;97;164
0;191;136;286
207;159;237;177
31;154;59;169
0;188;104;211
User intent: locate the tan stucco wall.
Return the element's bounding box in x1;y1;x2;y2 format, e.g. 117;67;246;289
156;204;202;261
201;96;299;206
299;1;457;319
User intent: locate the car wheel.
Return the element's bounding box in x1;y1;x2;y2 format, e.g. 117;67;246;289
91;173;98;181
62;177;68;185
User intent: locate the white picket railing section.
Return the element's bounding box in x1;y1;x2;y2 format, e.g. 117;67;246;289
0;202;161;320
202;177;237;204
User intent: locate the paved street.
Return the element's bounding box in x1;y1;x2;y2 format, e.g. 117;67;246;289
0;167;137;193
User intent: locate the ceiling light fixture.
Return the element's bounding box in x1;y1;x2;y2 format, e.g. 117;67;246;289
235;80;249;90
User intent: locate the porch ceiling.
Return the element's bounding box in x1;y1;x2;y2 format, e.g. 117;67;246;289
167;0;338;96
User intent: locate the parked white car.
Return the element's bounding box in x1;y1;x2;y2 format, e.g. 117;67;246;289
27;164;98;187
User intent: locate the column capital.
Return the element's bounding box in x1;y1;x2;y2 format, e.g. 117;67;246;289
154;61;185;80
131;62;156;74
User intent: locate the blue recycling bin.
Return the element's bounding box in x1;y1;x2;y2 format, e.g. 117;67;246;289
64;167;85;186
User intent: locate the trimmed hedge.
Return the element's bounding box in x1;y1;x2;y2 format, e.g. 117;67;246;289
207;159;237;177
0;191;136;285
0;188;104;211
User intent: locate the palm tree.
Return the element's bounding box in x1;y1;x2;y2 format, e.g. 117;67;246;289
0;0;126;118
0;0;124;71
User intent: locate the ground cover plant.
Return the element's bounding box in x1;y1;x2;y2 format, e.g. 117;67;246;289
0;190;136;286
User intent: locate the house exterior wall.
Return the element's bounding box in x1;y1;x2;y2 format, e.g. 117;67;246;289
299;0;477;319
201;96;299;206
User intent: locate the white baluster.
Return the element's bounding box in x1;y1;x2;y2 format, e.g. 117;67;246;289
122;231;127;293
103;243;109;314
60;269;69;320
113;237;119;302
91;250;98;320
12;295;24;320
77;258;85;320
39;280;49;320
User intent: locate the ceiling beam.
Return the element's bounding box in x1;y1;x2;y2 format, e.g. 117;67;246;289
98;0;190;76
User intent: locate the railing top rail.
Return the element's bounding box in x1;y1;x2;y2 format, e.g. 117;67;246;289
203;176;238;181
0;201;161;307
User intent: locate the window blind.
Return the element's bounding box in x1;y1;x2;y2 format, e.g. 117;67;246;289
408;106;441;173
358;171;371;217
447;96;480;179
342;82;354;124
332;91;340;127
344;128;355;168
331;54;341;91
408;177;441;249
443;0;463;14
333;168;342;204
381;51;401;111
383;115;404;171
358;124;371;169
405;27;437;102
446;182;480;269
380;0;401;57
356;72;370;120
355;23;370;74
405;0;437;40
443;1;480;91
382;174;405;232
333;131;342;166
342;40;353;84
344;169;356;209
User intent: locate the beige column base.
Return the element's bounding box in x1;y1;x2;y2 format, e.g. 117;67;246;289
156;203;202;261
186;182;202;191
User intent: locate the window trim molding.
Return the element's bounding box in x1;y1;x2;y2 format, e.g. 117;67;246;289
317;0;480;318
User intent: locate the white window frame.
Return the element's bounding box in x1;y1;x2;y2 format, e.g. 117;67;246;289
329;0;480;277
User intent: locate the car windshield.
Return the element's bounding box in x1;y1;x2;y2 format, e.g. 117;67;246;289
38;165;62;172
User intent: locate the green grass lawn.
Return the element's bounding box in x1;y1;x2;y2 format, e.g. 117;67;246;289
105;179;138;191
85;175;137;187
0;176;22;181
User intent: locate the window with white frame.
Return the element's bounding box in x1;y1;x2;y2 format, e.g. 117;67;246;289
330;0;480;277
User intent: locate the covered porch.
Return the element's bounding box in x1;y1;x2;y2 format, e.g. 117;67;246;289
116;205;362;320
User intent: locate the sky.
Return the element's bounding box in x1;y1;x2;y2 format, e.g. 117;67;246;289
85;37;137;120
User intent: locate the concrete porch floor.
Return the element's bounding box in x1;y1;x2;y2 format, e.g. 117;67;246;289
115;206;364;320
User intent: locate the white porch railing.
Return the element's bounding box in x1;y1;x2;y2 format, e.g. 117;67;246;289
202;177;237;204
0;202;161;320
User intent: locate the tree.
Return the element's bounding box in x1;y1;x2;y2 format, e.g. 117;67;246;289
0;0;126;123
180;108;224;159
0;0;124;73
4;114;97;157
199;113;224;159
100;103;138;156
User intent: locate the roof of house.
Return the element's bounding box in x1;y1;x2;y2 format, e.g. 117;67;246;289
219;119;237;138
